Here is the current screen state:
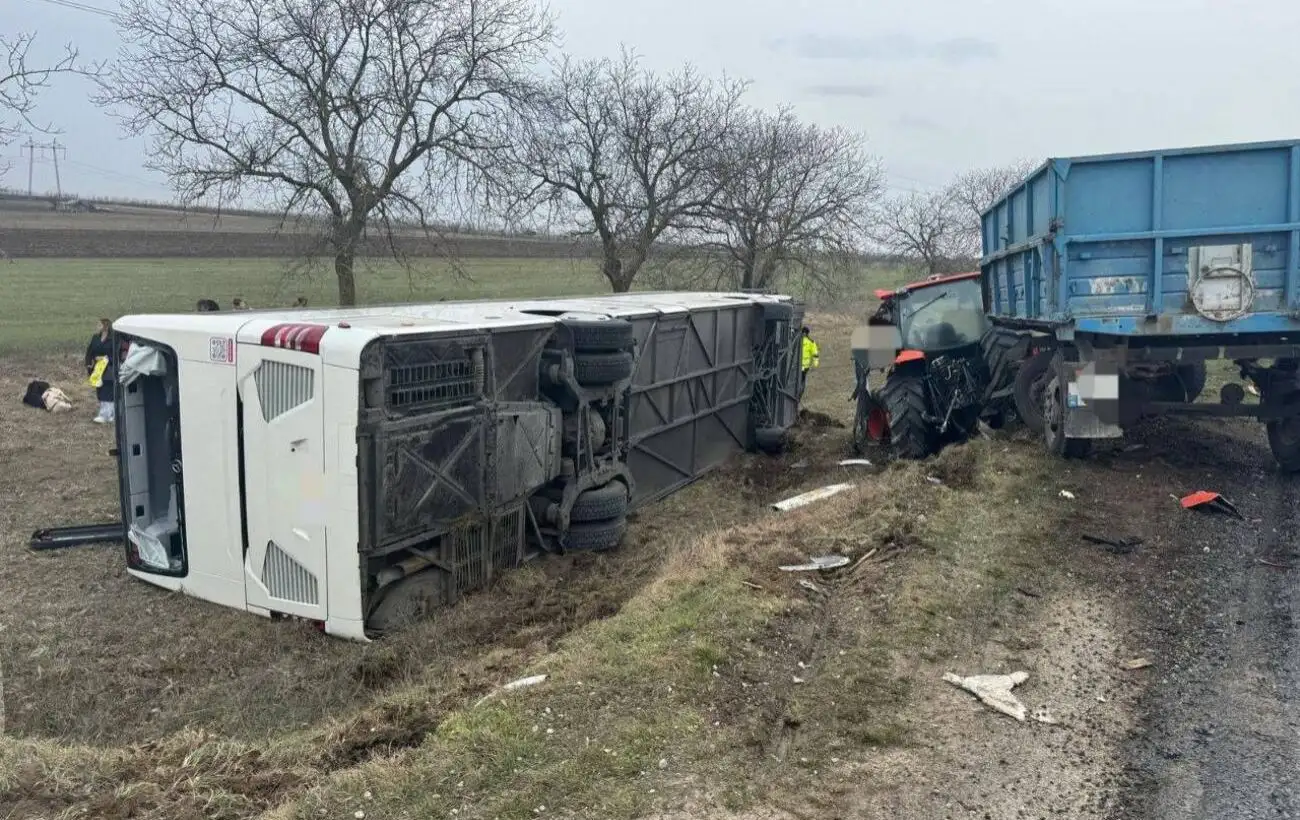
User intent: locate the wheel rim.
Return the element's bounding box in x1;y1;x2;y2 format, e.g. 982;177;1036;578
1044;375;1064;445
867;407;889;440
1029;370;1051;413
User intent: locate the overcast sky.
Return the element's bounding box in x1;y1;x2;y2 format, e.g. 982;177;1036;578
4;0;1300;201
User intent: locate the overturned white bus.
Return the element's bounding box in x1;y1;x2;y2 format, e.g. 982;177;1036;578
108;292;803;640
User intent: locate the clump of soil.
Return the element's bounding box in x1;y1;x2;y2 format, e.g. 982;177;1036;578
798;409;846;430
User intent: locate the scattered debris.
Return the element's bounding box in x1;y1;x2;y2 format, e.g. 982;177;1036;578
742;581;766;591
792;676;806;685
779;555;851;572
1180;491;1244;520
474;674;548;707
1030;705;1059;725
1122;443;1146;453
850;547;880;573
1121;658;1153;670
1059;490;1076;500
1246;383;1261;397
1015;586;1043;599
771;483;855;512
798;579;826;596
1081;533;1143;555
925;476;943;485
837;458;873;467
1256;558;1293;570
942;670;1031;722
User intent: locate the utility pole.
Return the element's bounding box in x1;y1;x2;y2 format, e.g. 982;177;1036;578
20;140;69;199
22;139;36;196
50;139;65;200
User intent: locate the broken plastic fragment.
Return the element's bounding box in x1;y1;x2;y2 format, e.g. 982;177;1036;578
1180;490;1243;520
779;555;851;572
942;670;1030;721
1059;490;1076;500
1121;658;1152;670
837;459;873;467
771;483;854;512
474;674;549;707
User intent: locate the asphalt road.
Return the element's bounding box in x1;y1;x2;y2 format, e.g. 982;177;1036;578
1116;422;1300;819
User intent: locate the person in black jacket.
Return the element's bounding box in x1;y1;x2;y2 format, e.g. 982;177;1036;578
85;318;116;424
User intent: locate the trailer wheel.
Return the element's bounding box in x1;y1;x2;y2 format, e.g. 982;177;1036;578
879;369;934;460
1014;349;1054;435
570;481;630;522
1043;374;1092;459
367;568;450;635
565;517;628;552
574;350;634;386
562;316;634;352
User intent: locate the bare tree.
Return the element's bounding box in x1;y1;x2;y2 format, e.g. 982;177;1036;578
99;0;554;305
871;189;969;276
1;33;102;164
496;50;747;292
945;159;1038;251
699;106;883;293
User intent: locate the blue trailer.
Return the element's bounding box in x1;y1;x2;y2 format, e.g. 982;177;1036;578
980;139;1300;469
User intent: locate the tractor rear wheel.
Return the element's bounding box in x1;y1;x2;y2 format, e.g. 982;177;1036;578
879;370;934;459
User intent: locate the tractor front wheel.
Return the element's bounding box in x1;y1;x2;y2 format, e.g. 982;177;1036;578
851;389;891;454
879;369;935;459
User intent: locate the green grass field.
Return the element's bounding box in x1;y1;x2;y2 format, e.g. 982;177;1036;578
0;257;612;353
0;256;914;354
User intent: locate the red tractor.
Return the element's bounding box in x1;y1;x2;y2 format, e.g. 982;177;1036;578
849;272;1025;459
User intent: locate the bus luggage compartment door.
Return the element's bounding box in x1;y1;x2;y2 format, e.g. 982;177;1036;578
238;346;330;621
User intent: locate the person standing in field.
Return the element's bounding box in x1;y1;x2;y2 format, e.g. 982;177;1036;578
798;325;819;401
85;318;116;424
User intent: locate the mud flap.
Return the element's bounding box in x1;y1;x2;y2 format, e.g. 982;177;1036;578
1063;358;1123;440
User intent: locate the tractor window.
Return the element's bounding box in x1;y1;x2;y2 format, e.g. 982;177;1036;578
898;279;989;351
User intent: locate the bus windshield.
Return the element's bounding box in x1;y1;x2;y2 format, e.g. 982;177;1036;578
898;278;989;351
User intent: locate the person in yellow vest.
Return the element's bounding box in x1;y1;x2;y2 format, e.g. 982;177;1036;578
84;318;116;424
799;325;819;400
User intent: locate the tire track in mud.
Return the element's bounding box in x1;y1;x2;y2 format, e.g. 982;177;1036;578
1113;419;1300;819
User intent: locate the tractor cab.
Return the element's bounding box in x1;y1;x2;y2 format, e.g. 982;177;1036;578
851;272;1013;459
871;272;989;356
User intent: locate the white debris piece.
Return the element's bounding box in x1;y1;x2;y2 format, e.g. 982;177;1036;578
771;483;854;512
1059;490;1076;500
779;555;851;572
837;459;873;467
942;670;1031;721
474;674;549;707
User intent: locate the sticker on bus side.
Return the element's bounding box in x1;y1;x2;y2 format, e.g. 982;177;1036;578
208;336;236;364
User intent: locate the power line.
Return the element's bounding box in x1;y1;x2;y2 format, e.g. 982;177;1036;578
25;0;118;19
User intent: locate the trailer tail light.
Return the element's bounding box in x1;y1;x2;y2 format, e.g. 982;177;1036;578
260;323;328;354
